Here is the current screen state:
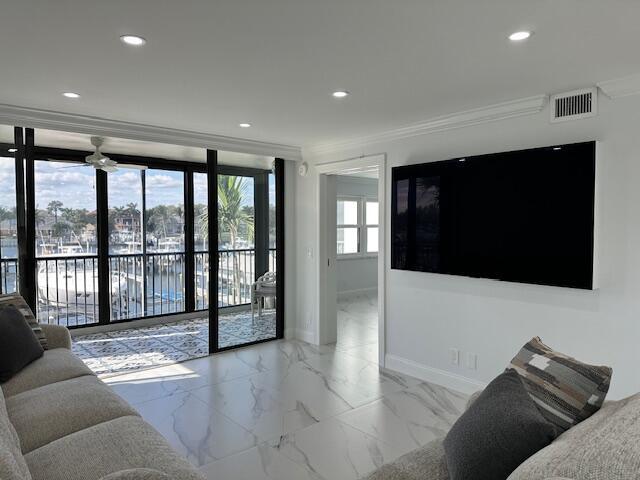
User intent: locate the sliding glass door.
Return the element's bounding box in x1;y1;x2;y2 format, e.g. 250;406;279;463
214;165;280;351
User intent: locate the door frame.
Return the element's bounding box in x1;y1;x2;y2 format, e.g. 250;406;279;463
316;154;386;366
209;161;285;353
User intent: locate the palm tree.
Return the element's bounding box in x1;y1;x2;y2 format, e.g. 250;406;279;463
201;176;254;304
47;200;63;223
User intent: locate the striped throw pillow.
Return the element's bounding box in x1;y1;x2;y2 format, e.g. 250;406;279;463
0;294;48;350
508;337;612;432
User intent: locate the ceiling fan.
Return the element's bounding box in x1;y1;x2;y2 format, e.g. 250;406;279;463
83;136;146;172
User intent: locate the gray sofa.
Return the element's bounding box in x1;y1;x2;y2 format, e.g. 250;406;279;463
365;390;640;480
0;324;205;480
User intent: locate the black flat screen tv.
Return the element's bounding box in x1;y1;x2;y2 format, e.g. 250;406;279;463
391;141;596;289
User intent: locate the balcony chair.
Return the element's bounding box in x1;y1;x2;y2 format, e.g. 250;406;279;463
251;271;276;320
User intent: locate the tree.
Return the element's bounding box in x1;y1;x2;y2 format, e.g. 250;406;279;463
201;176;254;304
47;200;63;223
0;206;12;222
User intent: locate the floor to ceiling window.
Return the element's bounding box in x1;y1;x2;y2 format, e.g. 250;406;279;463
33;159;99;326
0;147;18;294
3;129;285;363
108;168;144;320
193;171;208;310
145;169;186;316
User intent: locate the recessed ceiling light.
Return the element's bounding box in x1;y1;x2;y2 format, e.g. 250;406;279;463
8;148;17;153
332;90;349;98
239;123;252;128
63;92;80;99
120;35;147;46
509;31;532;41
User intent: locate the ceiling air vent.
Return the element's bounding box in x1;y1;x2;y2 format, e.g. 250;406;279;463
550;88;597;123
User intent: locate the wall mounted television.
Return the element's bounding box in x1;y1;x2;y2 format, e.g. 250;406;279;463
391;141;596;289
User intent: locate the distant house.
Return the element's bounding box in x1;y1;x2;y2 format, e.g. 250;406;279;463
80;223;96;243
113;214;141;233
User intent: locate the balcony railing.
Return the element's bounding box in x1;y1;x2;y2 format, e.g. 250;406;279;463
0;258;18;295
32;248;276;327
36;255;100;327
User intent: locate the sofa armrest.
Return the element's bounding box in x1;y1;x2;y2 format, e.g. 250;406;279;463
363;438;448;480
98;469;171;480
39;324;72;349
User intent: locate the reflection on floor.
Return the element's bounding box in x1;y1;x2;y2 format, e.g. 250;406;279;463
102;293;469;480
73;309;276;376
336;291;379;363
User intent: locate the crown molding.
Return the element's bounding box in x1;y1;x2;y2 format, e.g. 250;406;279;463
0;103;302;161
305;94;547;156
598;73;640;99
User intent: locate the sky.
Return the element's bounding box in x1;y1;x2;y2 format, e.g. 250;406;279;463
0;157;272;211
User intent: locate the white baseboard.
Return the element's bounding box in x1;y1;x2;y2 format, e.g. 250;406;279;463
337;287;377;300
294;328;316;344
385;353;487;395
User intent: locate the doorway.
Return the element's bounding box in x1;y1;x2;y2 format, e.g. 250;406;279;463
213;165;281;351
317;154;386;366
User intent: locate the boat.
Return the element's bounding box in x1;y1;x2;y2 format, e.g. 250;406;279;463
36;256;129;315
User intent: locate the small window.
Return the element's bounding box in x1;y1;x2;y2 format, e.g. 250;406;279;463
337;197;378;257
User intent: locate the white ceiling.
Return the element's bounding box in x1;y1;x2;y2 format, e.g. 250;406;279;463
1;0;639;150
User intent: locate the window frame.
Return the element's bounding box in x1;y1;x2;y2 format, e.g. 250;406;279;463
336;195;378;259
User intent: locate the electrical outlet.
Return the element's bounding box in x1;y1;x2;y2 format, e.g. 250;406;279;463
465;352;478;370
449;348;460;366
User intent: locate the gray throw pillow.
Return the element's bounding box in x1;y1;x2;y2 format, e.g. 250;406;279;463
0;293;47;350
0;305;44;382
443;369;558;480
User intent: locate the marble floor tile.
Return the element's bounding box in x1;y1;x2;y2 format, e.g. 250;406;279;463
337;342;380;363
269;418;404;480
336;382;467;453
199;444;322;480
135;390;258;467
178;351;262;385
300;350;421;407
228;338;337;374
191;375;323;442
251;360;364;417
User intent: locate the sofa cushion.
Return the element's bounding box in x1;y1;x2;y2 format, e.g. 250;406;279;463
0;348;93;398
508;393;640;480
363;438;448;480
0;294;47;350
6;375;139;453
0;306;44;382
99;469;171;480
25;416;205;480
444;370;558;480
509;336;612;431
0;387;31;480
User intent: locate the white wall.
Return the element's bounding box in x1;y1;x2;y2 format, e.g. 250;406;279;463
335;176;378;295
283;159;298;339
296;93;640;399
